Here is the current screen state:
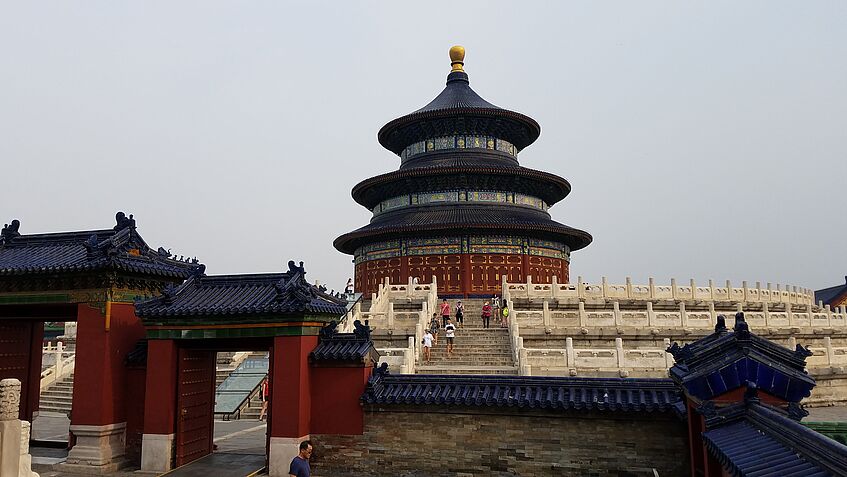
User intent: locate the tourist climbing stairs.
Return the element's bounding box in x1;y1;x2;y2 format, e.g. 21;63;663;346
39;373;74;416
416;298;517;375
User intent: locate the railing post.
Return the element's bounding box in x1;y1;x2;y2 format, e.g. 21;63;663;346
649;277;655;299
387;302;395;331
566;337;574;370
825;337;834;366
613;301;622;327
577;276;584;299
671;278;677;300
578;302;587;328
690;279;696;299
647;301;655;327
708;279;715;301
56;341;65;378
679;301;688;328
742;281;749;302
551;275;559;299
787;301;795;327
664;338;673;367
615;338;625;371
542;299;551;329
763;302;770;327
601;276;608;296
709;302;716;325
626;276;632;298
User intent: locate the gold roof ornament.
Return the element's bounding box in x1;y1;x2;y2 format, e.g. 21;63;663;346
449;45;465;72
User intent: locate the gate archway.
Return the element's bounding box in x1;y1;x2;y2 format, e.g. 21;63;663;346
136;261;377;475
0;214;198;472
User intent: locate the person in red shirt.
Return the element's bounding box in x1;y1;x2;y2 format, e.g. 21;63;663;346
481;302;492;329
439;298;451;327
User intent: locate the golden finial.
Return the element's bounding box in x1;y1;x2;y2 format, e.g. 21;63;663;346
449;45;465;72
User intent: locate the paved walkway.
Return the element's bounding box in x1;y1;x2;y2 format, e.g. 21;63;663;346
32;419;267;476
805;405;847;422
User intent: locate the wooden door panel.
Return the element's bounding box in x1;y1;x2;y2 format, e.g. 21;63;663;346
175;348;215;467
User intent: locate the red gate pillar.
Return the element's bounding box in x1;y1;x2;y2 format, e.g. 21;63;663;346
268;335;317;477
140;339;178;473
63;302;145;472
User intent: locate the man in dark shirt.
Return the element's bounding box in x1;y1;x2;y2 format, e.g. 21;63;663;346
289;440;312;477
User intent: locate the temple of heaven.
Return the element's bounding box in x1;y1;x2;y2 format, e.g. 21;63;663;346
334;46;592;297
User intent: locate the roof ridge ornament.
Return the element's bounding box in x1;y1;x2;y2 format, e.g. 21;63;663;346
1;219;20;244
733;312;750;339
449;45;465;72
114;211;136;231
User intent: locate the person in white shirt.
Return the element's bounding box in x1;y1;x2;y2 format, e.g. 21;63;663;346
444;319;456;357
422;329;433;363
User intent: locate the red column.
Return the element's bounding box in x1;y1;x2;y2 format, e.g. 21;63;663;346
270;335;316;438
25;321;44;421
65;302;145;470
461;254;471;298
269;335;317;474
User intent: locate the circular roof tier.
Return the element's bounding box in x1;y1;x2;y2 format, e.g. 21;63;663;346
351;163;572;210
377;48;540;156
333;204;592;255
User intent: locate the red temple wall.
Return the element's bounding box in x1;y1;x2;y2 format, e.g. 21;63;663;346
310;366;370;435
355;253;569;297
72;302;146;426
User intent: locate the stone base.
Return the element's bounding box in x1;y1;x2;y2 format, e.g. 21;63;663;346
269;435;309;477
0;420;23;477
140;433;174;473
61;422;128;472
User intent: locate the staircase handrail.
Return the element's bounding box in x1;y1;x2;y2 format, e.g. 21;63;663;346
40;342;75;391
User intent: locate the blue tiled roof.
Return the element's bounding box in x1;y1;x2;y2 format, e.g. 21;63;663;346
668;314;815;402
362;373;681;413
704;421;829;476
815;277;847;306
135;261;347;318
310;321;380;363
0;217;198;279
702;403;847;477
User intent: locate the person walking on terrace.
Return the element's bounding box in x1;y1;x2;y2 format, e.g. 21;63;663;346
422;328;433;363
440;298;451;327
482;301;492;329
501;302;510;329
455;300;464;328
429;313;440;346
445;318;456;357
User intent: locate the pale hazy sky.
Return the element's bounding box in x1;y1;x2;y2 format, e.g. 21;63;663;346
1;1;845;292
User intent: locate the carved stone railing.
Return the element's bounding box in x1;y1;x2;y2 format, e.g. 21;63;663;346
509;303;847;332
40;341;75;391
523;338;676;378
377;339;417;375
503;275;816;307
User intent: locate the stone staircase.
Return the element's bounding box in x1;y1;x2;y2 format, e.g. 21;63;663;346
39;373;74;416
416;297;516;375
238;389;265;420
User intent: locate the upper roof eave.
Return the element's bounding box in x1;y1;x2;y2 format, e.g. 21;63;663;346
377;107;541;156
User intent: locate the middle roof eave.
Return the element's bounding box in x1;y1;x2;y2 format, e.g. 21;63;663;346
351;165;572;210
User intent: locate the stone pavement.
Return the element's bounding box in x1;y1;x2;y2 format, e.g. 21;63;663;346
805;405;847;422
32;419;267;476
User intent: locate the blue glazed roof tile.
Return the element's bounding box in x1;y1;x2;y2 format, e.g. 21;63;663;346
0;216;198;279
815;277;847;306
668;313;815;402
362;372;682;413
702;402;847;476
135;261;347;319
